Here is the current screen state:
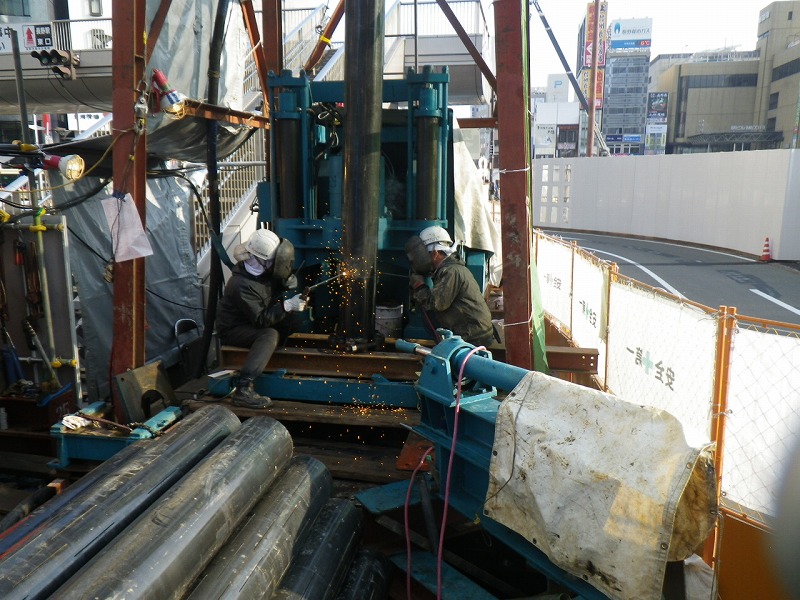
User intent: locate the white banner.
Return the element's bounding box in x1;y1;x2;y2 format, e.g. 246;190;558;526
536;237;573;333
571;254;608;385
606;282;717;445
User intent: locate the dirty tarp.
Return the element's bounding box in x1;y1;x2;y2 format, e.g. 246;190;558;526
484;372;716;600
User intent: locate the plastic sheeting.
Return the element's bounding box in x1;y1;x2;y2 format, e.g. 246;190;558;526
54;176;204;403
484;371;716;600
451;123;502;286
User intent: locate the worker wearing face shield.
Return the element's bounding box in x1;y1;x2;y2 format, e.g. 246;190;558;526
216;229;307;408
407;226;495;348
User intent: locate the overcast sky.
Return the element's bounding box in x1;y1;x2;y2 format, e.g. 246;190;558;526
528;0;766;87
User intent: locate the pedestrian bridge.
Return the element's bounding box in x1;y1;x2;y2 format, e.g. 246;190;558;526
0;2;493;117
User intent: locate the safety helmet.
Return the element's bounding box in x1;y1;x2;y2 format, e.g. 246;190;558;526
246;229;280;262
418;225;453;248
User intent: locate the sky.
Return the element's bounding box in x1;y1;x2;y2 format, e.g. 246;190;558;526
528;0;765;88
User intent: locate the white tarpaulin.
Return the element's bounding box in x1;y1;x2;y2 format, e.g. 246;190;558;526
484;372;716;600
452;122;503;285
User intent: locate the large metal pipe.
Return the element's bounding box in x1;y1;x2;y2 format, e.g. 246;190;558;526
334;548;392;600
186;455;332;599
0;405;239;594
53;417;293;600
272;498;364;600
340;0;384;343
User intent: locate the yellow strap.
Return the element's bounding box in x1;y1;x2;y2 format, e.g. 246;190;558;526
319;35;331;45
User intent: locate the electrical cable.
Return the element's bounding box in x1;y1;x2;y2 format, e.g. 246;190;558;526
436;345;486;600
404;445;436;600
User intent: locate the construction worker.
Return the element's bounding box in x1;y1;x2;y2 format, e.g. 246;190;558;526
408;225;495;347
216;229;307;408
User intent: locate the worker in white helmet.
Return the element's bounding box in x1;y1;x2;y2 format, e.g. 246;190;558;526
216;229;307;408
409;225;495;347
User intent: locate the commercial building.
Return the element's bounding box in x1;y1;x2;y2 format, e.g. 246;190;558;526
600;18;652;155
651;1;800;152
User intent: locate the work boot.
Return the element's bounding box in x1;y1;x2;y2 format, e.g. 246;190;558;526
232;377;273;409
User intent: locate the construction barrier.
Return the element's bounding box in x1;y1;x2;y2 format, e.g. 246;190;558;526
534;230;800;524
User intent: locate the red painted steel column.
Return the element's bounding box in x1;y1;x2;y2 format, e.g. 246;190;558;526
110;0;147;421
263;0;283;74
494;0;534;369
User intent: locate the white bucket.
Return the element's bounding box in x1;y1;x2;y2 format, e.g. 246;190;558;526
375;304;403;338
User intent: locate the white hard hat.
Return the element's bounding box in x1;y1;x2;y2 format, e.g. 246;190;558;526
246;229;280;262
419;225;453;248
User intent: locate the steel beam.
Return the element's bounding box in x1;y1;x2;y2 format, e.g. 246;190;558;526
220;346;423;381
182;99;270;129
494;1;535;370
110;0;147;421
435;0;497;92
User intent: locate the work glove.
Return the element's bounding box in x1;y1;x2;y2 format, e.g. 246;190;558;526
409;273;426;290
283;293;307;312
62;415;93;430
283;274;298;290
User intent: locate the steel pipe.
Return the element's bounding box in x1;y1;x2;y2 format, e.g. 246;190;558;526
0;405;239;600
187;455;332;599
334;548;392;600
53;416;293;600
340;0;385;343
273;498;364;600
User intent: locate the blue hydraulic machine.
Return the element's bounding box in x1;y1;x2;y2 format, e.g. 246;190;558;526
257;66;489;340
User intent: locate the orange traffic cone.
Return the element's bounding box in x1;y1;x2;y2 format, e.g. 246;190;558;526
759;237;772;262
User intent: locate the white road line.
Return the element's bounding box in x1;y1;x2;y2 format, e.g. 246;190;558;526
549;232;756;262
749;289;800;316
585;248;684;298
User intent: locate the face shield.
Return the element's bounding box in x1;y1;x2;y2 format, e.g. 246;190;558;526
405;235;434;276
272;238;296;282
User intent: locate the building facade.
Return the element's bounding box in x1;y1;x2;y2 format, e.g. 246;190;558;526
652;1;800;152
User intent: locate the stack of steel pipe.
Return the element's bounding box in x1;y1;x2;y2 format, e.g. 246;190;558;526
0;405;240;599
273;497;365;600
0;405;393;599
186;454;333;599
53;415;293;599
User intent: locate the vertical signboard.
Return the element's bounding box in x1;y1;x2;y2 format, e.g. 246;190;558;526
645;92;668;155
583;2;608;68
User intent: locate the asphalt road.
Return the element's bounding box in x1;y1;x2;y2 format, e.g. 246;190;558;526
543;231;800;327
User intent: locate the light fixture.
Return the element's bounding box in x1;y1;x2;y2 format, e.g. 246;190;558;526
43;154;85;180
151;69;186;116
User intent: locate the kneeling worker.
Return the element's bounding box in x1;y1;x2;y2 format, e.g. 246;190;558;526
408;226;495;348
217;229;307;408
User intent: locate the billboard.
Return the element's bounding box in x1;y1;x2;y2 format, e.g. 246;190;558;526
534;123;557;155
645;124;668;155
609;18;652;51
647;92;668;124
583;2;608;68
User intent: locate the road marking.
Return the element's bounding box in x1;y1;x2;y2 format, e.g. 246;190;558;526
547;231;756;262
749;289;800;316
585;248;684;298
